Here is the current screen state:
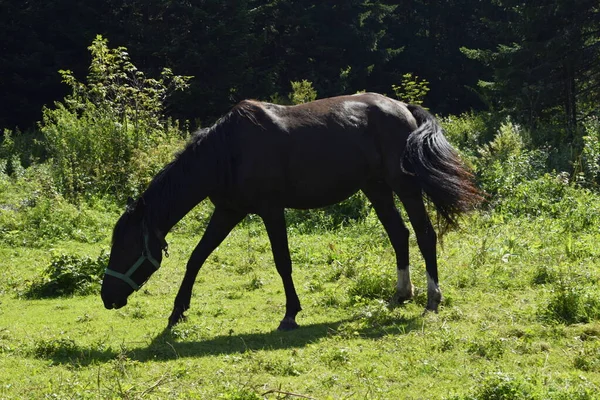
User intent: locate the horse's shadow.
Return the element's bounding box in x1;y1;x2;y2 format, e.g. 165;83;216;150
139;320;346;361
43;315;422;366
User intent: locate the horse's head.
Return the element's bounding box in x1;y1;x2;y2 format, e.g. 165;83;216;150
101;197;167;310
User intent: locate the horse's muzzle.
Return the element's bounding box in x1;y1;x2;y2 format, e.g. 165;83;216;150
101;286;128;309
102;297;127;310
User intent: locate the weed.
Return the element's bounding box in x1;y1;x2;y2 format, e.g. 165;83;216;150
245;275;264;291
255;355;303;377
573;342;600;372
455;372;540;400
541;276;600;324
32;337;79;360
531;265;557;285
347;268;395;303
467;337;505;360
25;251;108;298
220;387;263;400
321;347;351;368
351;299;397;327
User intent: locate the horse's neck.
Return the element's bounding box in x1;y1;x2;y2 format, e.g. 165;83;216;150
144;149;217;235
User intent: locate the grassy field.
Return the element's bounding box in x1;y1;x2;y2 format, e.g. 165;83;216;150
1;204;599;399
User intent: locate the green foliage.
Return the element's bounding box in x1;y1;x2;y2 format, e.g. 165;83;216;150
542;277;600;325
392;73;430;105
0;163;115;247
32;337;79;360
285;192;370;233
573;341;600;372
466;337;505;360
219;387;263;400
26;251;109;298
459;373;540;400
347;267;395;304
478;119;527;162
440;112;491;156
581;116;600;187
40;35;191;202
289;80;317;105
461;2;599;128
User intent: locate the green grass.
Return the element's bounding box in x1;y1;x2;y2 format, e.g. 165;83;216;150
1;209;600;399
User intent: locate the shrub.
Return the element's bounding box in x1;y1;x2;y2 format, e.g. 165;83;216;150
580;116;600;187
285;192;370;232
0;128;47;174
440;112;491;156
40;35;191;202
392;73;430;106
289;80;317;105
26;251;109;298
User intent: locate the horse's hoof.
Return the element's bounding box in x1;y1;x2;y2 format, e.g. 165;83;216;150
393;290;414;305
421;307;438;317
277;317;299;331
422;303;440;316
167;312;187;328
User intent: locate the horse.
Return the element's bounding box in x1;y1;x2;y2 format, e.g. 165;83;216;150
101;92;481;330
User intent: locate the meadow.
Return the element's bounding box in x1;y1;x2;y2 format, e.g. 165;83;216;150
1;38;600;399
1;171;600;399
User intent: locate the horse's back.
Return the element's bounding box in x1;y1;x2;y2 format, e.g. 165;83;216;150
225;94;417;210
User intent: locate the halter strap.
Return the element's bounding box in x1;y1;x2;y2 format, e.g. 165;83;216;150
104;222;167;291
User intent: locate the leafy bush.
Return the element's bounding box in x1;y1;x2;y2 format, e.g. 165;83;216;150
440;112;492;156
26;251;109;298
392;73;430;105
40;35;191;201
289;80;317;105
0;128;47;174
285;192;370;233
0;162;117;246
581;116;600;187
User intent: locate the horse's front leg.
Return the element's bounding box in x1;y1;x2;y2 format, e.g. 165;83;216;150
261;209;302;330
168;207;245;327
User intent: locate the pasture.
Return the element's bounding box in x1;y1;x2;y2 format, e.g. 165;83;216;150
1;197;599;399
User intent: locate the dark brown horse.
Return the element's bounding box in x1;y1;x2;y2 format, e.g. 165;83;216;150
101;93;481;330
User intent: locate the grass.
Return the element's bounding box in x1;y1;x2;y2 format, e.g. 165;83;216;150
1;207;600;399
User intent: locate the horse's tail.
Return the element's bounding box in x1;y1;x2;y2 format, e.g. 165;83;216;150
403;104;482;230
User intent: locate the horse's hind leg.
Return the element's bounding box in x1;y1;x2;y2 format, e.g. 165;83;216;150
168;207;246;327
394;182;443;312
261;209;302;331
362;182;414;302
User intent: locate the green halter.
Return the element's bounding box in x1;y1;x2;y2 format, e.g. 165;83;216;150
104;222;167;291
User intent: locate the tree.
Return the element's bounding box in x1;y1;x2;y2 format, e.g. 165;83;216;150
462;0;600;128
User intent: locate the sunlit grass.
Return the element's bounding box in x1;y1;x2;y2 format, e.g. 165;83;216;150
1;209;600;398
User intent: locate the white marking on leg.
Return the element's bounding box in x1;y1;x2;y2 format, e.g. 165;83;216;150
396;266;414;300
426;272;438;293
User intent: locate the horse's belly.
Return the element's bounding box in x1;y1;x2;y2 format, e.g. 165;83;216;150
283;176;362;209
